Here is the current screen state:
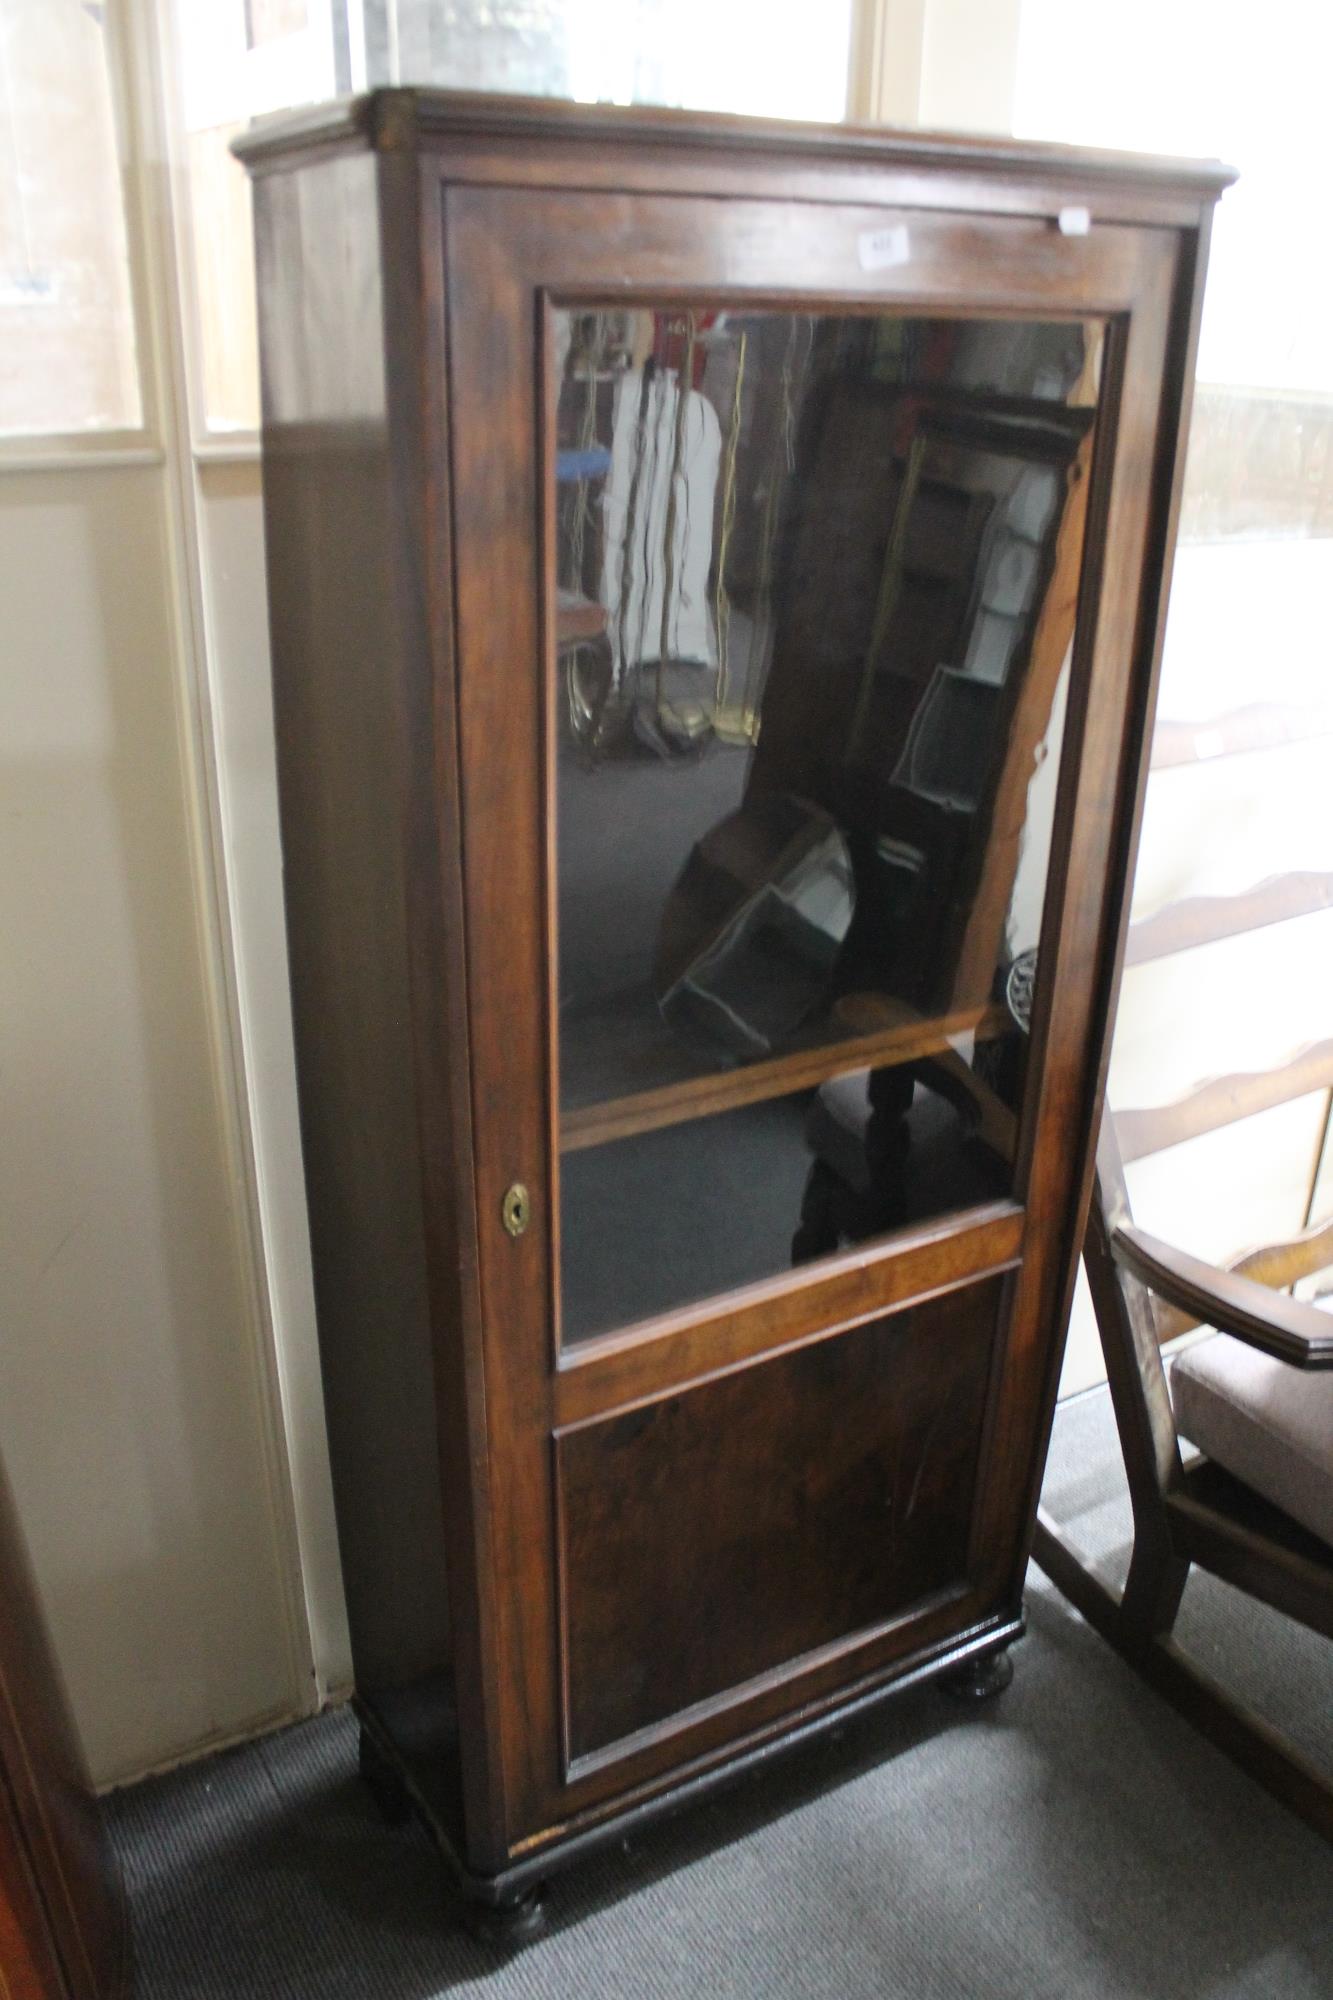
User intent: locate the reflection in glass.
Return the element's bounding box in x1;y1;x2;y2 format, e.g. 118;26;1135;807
554;307;1103;1341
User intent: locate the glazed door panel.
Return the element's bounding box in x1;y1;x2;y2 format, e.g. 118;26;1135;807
443;182;1179;1840
552;302;1103;1344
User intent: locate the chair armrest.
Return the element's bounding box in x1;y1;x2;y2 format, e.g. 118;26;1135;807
1111;1224;1333;1370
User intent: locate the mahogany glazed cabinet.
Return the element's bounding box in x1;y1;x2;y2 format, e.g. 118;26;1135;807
236;92;1231;1931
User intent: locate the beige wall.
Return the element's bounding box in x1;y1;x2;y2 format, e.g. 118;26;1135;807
0;461;305;1782
917;0;1021;134
0;0;348;1787
854;0;1022;132
192;456;351;1696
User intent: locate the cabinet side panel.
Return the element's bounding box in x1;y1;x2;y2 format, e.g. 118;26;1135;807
252;152;450;1690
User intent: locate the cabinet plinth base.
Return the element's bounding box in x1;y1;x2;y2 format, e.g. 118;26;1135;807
360;1612;1024;1932
937;1645;1015;1703
358;1726;412;1825
462;1888;549;1950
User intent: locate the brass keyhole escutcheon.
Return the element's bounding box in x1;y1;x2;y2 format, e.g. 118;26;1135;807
502;1182;531;1238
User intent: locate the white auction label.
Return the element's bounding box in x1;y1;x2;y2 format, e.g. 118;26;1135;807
857;224;911;272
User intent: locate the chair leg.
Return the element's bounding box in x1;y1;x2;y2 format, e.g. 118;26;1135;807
791;1162;842;1264
1119;1536;1189;1649
1032;1511;1333;1848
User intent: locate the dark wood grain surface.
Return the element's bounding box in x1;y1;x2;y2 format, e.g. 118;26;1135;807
558;1279;1000;1763
234;87;1234;220
559;1001;1011;1152
1151;1213;1333;1342
252;152;454;1700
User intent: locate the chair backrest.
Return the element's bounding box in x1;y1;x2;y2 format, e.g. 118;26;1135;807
1084;695;1333;1505
1109;694;1333;1344
1111;1023;1333;1343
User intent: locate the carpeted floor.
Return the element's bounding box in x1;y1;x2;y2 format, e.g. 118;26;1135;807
107;1388;1333;2000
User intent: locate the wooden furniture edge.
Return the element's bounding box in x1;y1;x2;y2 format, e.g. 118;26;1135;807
995;203;1219;1614
233;86;1236;202
560;1001;1011;1152
1116;1037;1333;1164
1125;871;1333;965
1153;1215;1333;1342
1112;1224;1333;1367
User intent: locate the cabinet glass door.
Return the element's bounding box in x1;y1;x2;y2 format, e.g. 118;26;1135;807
552;307;1104;1345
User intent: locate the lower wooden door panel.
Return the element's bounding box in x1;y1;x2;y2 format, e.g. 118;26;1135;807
555;1273;1003;1773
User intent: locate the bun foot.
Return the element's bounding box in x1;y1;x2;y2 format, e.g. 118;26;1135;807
939;1646;1014;1703
358;1727;412;1825
463;1887;548;1950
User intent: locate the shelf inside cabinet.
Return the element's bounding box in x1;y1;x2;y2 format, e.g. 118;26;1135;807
559;995;1012;1152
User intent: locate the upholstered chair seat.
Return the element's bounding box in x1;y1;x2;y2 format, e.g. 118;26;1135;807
1172;1326;1333;1549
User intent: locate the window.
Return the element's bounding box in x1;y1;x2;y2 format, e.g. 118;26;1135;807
170;0;855;437
1015;0;1333;903
0;0;141;436
1016;0;1333;544
1015;0;1333;1287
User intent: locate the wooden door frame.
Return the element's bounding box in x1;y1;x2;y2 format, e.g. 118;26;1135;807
433;167;1195;1857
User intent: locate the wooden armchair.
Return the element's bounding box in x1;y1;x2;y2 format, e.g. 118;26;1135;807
1033;1111;1333;1842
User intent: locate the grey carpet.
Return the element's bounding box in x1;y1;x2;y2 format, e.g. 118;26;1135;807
108;1388;1333;2000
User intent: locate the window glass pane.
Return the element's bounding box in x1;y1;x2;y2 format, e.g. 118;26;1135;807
1014;0;1333;1295
1015;0;1333;937
173;1;338;435
174;1;855;435
1016;0;1333;559
553;305;1105;1342
382;0;853;119
1014;5;1333;926
0;0;140;436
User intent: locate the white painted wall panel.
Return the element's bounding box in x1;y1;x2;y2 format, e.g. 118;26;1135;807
0;464;301;1783
193;458;351;1694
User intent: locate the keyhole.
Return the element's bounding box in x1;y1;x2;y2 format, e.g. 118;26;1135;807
502;1183;530;1238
